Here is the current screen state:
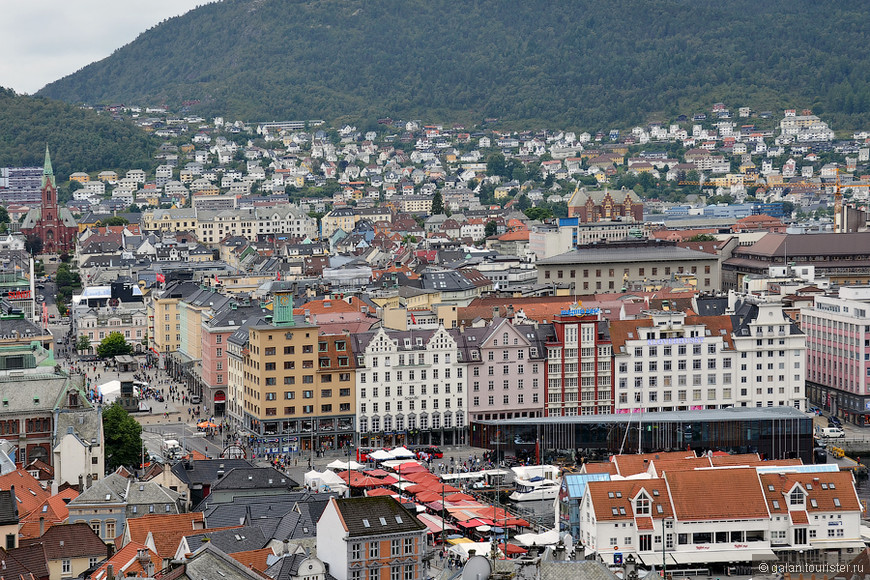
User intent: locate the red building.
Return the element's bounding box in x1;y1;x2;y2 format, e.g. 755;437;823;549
545;310;613;416
20;146;78;254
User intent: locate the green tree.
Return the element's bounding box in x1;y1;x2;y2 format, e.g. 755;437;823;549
486;153;507;178
524;206;554;221
102;404;143;471
104;216;129;226
0;206;9;224
96;332;133;358
516;194;532;211
25;234;43;255
76;334;91;354
431;190;444;215
688;233;717;242
484;220;498;238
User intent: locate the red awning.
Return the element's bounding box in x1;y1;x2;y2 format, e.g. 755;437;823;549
214;392;226;402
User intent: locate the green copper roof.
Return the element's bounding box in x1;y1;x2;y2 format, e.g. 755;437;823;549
42;144;56;189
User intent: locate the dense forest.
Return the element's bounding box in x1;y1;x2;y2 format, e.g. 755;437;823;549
36;0;870;130
0;88;155;179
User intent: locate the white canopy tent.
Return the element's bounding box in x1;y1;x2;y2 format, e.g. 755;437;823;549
389;446;415;459
98;380;122;403
448;542;502;562
327;459;363;471
369;449;393;461
514;529;564;547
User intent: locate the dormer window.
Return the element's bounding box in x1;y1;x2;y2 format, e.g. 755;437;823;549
635;493;651;515
790;489;804;506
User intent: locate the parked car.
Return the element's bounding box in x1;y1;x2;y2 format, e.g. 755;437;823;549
828;416;842;427
819;427;845;438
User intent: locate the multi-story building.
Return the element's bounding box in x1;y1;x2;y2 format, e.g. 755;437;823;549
317;497;427;580
546;311;613;416
147;281;201;365
195;205;317;245
200;302;272;417
610;302;805;413
579;466;862;567
611;312;740;413
0;343;100;479
321;207;358;239
233;292;356;452
453;319;551;423
350;327;467;448
802;286;870;425
76;306;148;355
537;240;720;293
730;298;806;411
171;287;232;397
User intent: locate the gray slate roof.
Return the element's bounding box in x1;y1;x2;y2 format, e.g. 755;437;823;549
332;497;425;538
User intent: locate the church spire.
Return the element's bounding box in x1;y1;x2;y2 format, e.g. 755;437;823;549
42;144;55;188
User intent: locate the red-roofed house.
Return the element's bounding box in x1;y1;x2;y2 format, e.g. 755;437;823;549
92;542;160;580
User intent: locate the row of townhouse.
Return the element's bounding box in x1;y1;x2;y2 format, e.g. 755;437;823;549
151;282;807;450
141;205;317;245
579;465;862;567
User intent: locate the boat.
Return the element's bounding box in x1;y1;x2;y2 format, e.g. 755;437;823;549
508;477;560;502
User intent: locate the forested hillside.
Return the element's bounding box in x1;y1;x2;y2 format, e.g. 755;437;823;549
38;0;870;130
0;88;155;178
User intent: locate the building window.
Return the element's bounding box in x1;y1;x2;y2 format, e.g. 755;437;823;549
369;542;379;558
62;559;71;575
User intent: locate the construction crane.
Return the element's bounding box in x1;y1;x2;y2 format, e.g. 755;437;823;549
678;170;870;232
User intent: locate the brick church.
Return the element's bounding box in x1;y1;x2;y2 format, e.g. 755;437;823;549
20;146;78;253
566;186;644;223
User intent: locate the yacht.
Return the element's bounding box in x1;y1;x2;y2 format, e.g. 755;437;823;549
509;477;560;502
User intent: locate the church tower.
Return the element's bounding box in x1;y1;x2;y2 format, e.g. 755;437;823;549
41;144;57;223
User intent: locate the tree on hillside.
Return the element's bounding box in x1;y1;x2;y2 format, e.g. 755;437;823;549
102;404;143;471
484;221;498;238
97;332;133;359
431;190;444;215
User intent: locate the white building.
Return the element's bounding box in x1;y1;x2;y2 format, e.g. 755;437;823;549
350;327;467;448
610;301;805;413
579;465;862;568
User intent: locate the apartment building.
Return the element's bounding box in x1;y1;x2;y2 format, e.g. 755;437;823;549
546;311;613;416
802;286;870;425
350;327;467;448
580;466;862;567
232;291;356;452
452;318;551;423
317;497;427;580
609;312;734;413
195;205;316;244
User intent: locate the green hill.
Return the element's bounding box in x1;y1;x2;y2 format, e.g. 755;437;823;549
37;0;870;130
0;88;155;180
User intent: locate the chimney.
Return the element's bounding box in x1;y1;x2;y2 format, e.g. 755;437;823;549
107;564;114;580
492;306;499;318
283;539;290;555
39;517;45;537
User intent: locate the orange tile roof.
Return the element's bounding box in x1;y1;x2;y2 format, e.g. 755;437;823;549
496;230;530;242
0;469;49;515
19;489;78;538
582;462;618;475
789;510;809;525
586;478;673;521
759;471;860;514
648;456;713;476
666;467;769;521
635;516;654;530
93;542;160;580
294;297;363;316
708;453;761;466
124;513;205;561
608;319;655;355
229;548;274;572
